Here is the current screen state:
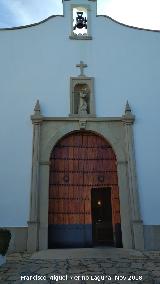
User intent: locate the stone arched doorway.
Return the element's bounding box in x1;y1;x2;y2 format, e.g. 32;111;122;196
48;131;122;248
27;103;144;252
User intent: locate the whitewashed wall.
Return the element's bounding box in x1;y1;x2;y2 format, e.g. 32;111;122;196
0;0;160;226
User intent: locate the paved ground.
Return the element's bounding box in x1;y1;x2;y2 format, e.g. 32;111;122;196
0;248;160;283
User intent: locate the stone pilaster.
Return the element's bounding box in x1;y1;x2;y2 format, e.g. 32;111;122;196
116;160;134;249
122;101;144;250
27;100;43;252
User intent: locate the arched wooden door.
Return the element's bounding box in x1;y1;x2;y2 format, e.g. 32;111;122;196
48;131;122;248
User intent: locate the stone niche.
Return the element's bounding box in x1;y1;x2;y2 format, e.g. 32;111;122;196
70;77;95;117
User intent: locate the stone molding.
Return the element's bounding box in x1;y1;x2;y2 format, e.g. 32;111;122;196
69;35;92;40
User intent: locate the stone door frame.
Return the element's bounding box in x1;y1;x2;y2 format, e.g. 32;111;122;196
27;101;144;252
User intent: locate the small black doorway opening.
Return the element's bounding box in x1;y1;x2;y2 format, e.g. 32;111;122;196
91;187;114;246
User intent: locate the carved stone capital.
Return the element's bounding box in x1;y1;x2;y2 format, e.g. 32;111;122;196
132;220;143;224
27;221;39;225
122;114;135;125
31;115;43;125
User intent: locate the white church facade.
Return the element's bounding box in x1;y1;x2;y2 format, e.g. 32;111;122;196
0;0;160;252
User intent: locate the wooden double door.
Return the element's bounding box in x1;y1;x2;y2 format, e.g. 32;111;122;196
48;131;122;248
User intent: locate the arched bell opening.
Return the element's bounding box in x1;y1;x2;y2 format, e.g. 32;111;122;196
48;131;123;248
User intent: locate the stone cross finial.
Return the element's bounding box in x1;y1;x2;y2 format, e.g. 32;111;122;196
76;61;87;76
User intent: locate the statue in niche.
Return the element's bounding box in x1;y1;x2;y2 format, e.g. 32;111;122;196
73;83;90;115
78;89;88;115
78;91;88;115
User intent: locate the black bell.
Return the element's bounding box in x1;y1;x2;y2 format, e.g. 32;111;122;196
73;12;87;30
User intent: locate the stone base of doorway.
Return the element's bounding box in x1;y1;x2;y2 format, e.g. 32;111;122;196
6;227;27;253
31;247;144;260
0;255;6;266
3;225;160;253
144;225;160;250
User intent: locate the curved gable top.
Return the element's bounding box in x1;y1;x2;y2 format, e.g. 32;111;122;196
0;0;160;33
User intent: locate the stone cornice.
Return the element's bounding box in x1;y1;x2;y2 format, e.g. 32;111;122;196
37;116;124;122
